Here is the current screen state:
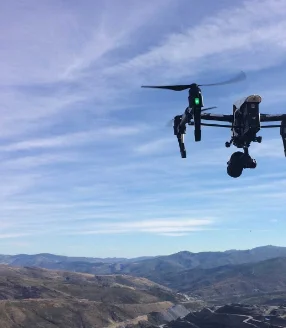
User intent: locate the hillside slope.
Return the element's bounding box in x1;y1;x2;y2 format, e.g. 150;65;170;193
159;257;286;303
0;265;187;328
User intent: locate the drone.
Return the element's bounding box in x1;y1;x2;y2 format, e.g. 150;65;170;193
141;71;286;178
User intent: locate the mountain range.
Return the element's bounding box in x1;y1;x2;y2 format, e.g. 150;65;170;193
2;245;286;285
2;245;286;327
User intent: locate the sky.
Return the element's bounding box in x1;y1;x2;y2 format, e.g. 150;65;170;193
0;0;286;258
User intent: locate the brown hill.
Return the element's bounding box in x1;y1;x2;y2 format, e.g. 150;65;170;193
0;299;173;328
0;264;186;328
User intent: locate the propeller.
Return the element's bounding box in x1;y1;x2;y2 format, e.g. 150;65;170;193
142;71;246;91
166;106;217;127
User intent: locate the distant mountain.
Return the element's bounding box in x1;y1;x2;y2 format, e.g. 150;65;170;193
0;253;156;267
115;245;286;285
0;264;188;328
1;245;286;287
159;257;286;304
164;245;286;270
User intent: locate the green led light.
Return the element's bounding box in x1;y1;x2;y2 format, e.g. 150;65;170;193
194;97;200;105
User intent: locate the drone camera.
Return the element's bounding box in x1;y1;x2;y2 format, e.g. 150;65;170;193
227;151;257;178
227;152;244;178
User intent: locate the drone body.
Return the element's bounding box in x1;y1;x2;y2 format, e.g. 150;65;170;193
141;72;286;178
201;94;286;177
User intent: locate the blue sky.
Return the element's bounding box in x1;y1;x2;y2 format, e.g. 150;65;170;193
0;0;286;258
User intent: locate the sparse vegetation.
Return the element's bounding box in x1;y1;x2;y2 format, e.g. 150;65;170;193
0;265;186;327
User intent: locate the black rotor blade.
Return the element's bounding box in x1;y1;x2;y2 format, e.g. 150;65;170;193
198;71;246;87
142;71;246;91
141;85;191;91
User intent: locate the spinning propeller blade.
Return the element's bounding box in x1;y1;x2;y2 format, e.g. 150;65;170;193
141;71;246;91
199;71;246;87
142;85;193;91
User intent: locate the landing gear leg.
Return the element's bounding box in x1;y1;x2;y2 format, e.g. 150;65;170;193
173;115;187;158
177;134;186;158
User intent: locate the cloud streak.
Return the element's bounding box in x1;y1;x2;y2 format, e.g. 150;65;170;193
0;124;146;152
104;0;286;84
62;218;215;236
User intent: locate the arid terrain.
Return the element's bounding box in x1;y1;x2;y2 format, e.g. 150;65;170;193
1;247;286;327
0;265;191;328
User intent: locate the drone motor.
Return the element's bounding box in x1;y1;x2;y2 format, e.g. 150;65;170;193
142;71;246;145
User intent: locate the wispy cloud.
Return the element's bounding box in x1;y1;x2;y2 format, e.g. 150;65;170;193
104;0;286;83
0;1;174;139
159;233;190;237
0;233;32;240
63;218;215;235
251;138;285;158
134;137;174;155
0;173;39;200
0;124;146;152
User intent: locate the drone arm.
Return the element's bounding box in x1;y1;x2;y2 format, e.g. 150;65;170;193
201;113;233;123
173;115;187;158
201;123;232;128
260;114;286;122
